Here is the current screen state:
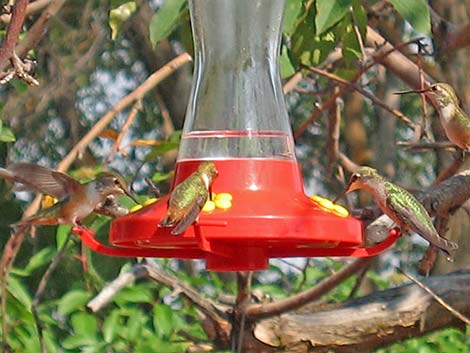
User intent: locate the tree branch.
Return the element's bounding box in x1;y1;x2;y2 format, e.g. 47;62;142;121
0;0;28;71
253;271;470;353
244;258;373;321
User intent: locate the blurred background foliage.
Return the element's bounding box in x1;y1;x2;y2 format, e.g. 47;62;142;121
1;0;469;352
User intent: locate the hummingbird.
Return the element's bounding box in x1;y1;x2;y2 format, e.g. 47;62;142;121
159;161;218;235
0;163;137;227
395;83;470;151
335;166;458;255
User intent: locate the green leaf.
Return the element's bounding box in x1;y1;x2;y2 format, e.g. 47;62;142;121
390;0;431;34
103;310;121;343
149;0;187;47
57;289;90;315
144;140;180;162
315;0;352;35
153;304;174;338
280;45;296;78
0;124;16;142
23;247;55;274
71;312;98;337
56;225;72;249
109;1;137;40
7;276;32;308
282;0;303;36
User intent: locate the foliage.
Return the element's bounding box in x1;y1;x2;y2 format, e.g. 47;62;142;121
0;0;467;352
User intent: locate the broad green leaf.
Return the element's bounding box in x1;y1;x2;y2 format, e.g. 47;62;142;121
71;312;98;337
0;125;16;142
109;2;137;40
153;304;174;338
315;0;352;35
144;140;180;162
61;335;98;349
57;289;90;315
7;276;32;308
280;45;296;78
390;0;431;34
283;0;303;36
151;170;174;183
56;224;71;249
23;247;55;274
149;0;187;47
103;310;121;343
351;0;367;37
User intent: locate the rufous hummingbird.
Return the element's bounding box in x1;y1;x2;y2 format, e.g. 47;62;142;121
335;166;458;255
0;163;137;227
396;83;470;151
159;161;218;235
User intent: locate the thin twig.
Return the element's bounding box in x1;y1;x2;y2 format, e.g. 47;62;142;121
244;258;373;321
397;267;470;325
294;37;424;138
88;262;227;324
107;99;142;163
283;72;303;94
234;272;252;353
302;65;417;130
0;0;28;72
56;52;192;173
0;0;51;24
32;232;72;353
397;140;457;151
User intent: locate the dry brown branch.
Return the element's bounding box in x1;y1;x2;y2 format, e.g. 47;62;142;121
397;140;457;151
107;100;142;162
0;0;28;71
56;52;192;173
0;0;51;23
326;88;342;174
294;36;424;138
397;267;470;325
88;262;227;323
244;258;373;321
283;72;302;94
15;0;70;60
303;65;417;130
253;271;470;353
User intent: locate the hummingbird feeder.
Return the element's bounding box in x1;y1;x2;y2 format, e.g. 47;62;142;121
78;0;400;271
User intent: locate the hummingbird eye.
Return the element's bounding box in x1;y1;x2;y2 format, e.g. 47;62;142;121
113;178;120;185
431;85;438;91
350;174;359;182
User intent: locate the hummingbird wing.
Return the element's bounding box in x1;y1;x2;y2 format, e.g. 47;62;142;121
0;163;80;200
170;193;208;235
385;189;458;254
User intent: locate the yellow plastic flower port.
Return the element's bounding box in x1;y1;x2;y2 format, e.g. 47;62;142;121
202;192;233;212
143;197;158;206
130;204;143;213
310;195;349;218
202;200;216;212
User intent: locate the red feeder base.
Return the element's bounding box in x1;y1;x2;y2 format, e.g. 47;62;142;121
80;159;400;271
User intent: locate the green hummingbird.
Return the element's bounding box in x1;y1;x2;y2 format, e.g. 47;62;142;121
0;163;137;227
335;166;458;255
159;161;218;235
396;83;470;151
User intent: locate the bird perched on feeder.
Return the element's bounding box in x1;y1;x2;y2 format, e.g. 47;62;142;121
0;163;137;228
159;161;218;235
335;166;458;255
395;83;470;151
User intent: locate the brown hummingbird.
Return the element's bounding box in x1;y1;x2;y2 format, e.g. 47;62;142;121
395;83;470;151
0;163;136;227
335;166;458;255
159;161;218;235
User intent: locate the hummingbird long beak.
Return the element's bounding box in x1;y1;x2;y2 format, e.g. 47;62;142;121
394;87;431;95
333;184;351;203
